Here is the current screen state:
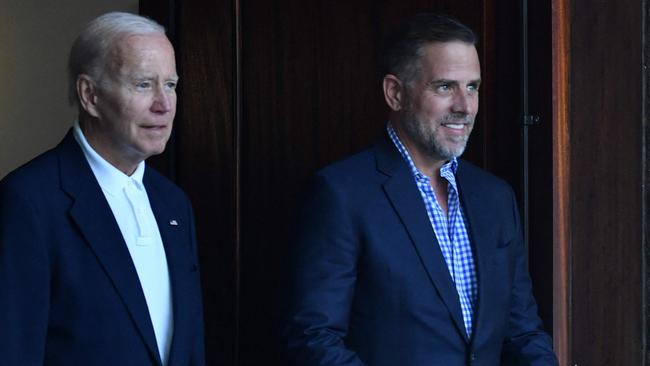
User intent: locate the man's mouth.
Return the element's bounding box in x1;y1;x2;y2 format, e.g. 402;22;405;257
444;123;466;130
141;124;167;130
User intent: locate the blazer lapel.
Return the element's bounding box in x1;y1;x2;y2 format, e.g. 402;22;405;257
145;175;195;366
456;162;500;343
374;136;468;341
57;131;162;365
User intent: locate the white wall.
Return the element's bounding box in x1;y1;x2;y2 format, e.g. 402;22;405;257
0;0;138;178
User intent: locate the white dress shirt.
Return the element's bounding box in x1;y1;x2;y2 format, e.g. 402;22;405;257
73;122;173;365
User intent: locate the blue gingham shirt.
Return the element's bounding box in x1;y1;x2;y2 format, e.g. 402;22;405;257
387;124;478;337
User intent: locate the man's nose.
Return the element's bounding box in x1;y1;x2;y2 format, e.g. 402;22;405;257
151;86;173;113
451;90;476;115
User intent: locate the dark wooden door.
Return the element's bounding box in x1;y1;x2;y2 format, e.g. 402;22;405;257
551;0;645;365
140;1;555;365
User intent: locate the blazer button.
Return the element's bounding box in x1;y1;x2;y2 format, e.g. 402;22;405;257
468;353;476;363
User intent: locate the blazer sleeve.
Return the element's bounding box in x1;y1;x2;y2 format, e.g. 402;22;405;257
283;174;366;366
501;188;559;366
0;179;50;365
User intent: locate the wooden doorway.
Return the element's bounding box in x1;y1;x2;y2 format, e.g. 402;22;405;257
141;1;559;364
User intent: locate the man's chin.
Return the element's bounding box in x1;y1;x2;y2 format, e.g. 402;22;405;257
140;144;169;160
429;144;467;161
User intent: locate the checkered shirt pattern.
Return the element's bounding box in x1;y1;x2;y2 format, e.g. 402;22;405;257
387;124;478;337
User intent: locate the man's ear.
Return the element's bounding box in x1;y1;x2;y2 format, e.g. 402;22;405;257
77;74;101;118
383;74;405;112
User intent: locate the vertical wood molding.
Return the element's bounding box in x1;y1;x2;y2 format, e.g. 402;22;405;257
641;1;650;366
234;0;242;364
551;0;570;364
480;0;495;171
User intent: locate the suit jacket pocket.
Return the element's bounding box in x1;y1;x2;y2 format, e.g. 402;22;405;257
496;238;514;248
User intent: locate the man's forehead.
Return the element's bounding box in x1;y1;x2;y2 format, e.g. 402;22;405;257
418;41;480;75
106;33;176;73
112;33;173;55
420;41;478;59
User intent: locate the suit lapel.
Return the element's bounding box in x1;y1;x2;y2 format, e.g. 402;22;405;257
374;136;468;341
57;132;162;365
456;162;499;344
145;175;194;366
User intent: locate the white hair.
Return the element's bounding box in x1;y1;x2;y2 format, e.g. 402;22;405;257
67;12;166;106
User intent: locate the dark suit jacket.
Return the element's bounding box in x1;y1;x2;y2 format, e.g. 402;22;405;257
0;131;205;366
285;134;558;366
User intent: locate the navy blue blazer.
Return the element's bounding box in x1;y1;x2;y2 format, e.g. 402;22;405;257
285;134;558;366
0;131;205;366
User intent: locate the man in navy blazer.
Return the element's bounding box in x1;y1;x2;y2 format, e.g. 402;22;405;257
285;14;558;365
0;12;204;365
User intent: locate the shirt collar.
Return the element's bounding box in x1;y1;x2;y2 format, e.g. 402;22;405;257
73;120;146;196
386;123;458;181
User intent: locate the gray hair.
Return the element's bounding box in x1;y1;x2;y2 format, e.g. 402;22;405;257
67;12;166;106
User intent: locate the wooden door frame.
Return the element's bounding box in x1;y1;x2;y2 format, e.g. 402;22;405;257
142;0;577;363
551;0;570;364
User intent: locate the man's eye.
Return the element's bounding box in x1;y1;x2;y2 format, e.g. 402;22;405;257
468;84;479;92
436;84;451;93
165;81;178;90
136;81;151;89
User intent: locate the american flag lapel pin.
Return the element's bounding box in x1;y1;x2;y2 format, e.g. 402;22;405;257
169;219;179;226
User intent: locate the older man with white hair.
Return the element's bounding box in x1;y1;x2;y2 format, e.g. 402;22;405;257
0;12;205;366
